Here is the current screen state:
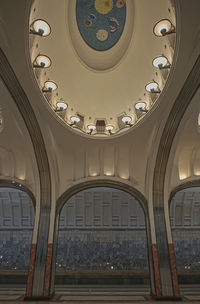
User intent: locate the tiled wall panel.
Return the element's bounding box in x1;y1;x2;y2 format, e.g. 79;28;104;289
56;229;148;271
1;189;200;271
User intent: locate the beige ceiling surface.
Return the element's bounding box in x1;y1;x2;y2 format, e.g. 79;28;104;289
30;0;175;134
0;79;40;195
0;0;200;201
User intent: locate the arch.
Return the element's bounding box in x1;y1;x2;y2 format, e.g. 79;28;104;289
53;179;155;295
169;180;200;202
0;181;35;287
169;181;200;291
0;179;36;207
57;179;148;215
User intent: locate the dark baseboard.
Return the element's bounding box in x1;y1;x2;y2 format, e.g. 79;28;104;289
152;295;182;301
24;293;54;301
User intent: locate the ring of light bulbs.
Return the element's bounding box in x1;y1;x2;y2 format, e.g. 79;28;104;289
30;18;175;137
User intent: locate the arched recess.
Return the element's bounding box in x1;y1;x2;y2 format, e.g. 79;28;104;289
169;181;200;292
50;180;155;295
0;179;35;286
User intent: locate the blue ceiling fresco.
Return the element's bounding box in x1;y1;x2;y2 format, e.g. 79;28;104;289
76;0;126;51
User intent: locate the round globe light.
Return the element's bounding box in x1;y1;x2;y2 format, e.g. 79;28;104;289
33;19;51;36
122;116;132;124
154;19;173;37
44;81;57;91
153;56;168;68
135;102;146;110
145;82;159;93
56;102;67;110
35;55;51;68
88;124;96;131
106;125;114;131
71;116;80;123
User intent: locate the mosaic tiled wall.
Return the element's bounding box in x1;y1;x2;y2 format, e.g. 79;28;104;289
170;189;200;271
0;230;32;270
0;188;34;270
0;189;34;228
172;229;200;271
170;190;200;228
56;189;148;271
56;229;148;271
1;188;200;272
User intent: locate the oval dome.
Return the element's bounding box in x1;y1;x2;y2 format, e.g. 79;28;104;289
29;0;176;138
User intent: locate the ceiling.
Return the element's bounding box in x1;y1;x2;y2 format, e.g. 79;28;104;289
0;0;200;203
30;0;176;136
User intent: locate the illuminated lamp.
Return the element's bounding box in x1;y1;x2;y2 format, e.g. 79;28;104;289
33;55;51;68
135;102;147;112
122;116;132;125
30;19;51;36
56;102;67;111
106;125;114;134
145;82;160;93
153;56;170;69
88;124;96;134
154;19;175;37
42;81;57;92
71;116;80;124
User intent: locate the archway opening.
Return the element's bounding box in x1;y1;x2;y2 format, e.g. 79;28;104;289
55;186;150;289
170;187;200;293
0;187;34;287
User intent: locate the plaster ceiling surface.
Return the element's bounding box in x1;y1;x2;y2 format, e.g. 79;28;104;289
168;87;200;191
30;0;176;137
0;79;40;195
1;0;200;199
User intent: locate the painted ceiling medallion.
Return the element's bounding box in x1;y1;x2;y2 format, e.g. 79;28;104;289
76;0;126;51
95;0;113;14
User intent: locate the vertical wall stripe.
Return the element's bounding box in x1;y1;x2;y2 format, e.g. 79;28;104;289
26;244;37;297
44;244;53;297
152;244;161;296
168;243;180;297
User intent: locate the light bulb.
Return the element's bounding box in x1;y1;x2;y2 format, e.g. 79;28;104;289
32;19;51;36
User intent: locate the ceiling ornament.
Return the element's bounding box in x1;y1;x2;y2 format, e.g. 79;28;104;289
30;0;176;138
76;0;126;51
